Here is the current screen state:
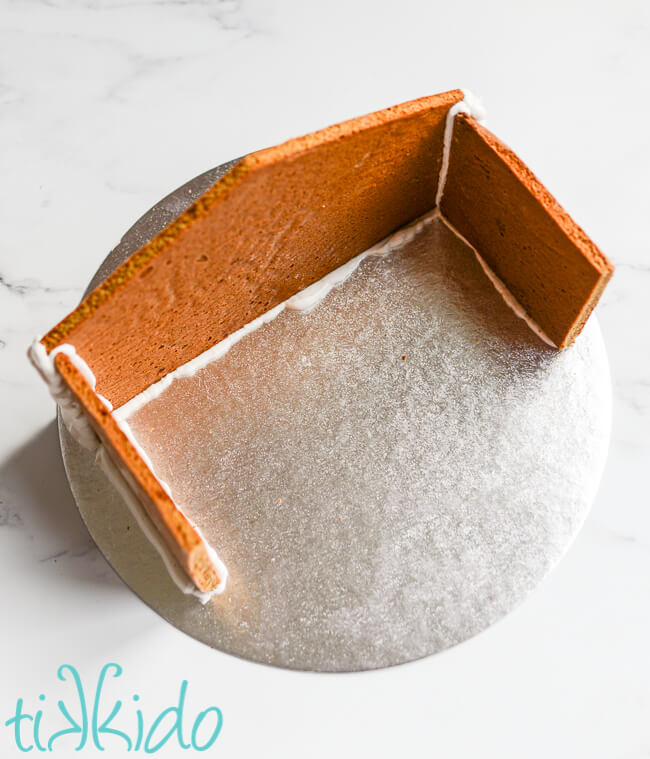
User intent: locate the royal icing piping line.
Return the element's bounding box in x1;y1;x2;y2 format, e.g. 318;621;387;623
95;447;227;603
29;341;104;451
435;89;487;208
110;414;228;601
114;206;441;422
28;339;227;603
439;216;555;347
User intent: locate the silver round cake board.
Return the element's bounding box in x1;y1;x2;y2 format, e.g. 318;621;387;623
59;159;612;672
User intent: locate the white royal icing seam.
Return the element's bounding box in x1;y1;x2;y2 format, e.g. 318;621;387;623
28;340;102;451
114;206;441;421
28;338;227;602
439;215;555;347
435;89;487;208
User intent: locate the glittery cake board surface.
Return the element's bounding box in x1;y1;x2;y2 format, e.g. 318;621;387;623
59;161;611;672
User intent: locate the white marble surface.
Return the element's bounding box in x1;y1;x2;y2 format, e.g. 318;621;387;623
0;0;648;756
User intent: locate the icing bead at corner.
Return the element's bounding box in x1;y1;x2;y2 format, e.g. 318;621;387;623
457;88;487;122
28;340;101;451
435;89;486;208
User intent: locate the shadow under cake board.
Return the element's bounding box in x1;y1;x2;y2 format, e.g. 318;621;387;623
59;159;612;672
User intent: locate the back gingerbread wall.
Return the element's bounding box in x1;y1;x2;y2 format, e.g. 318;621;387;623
43;89;463;409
